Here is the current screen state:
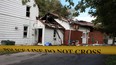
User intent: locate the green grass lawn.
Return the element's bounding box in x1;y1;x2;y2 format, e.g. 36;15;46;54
105;55;116;65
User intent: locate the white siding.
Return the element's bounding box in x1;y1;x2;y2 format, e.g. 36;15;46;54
35;20;45;45
78;26;90;44
78;26;90;33
55;30;64;45
0;0;38;20
44;28;63;45
35;20;45;28
0;0;39;45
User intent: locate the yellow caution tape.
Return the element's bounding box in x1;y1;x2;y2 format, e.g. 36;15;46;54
0;46;116;54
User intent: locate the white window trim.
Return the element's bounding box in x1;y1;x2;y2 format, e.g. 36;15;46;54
23;25;29;38
26;6;31;17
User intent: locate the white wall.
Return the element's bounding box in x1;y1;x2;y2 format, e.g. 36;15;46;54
0;0;39;45
44;28;63;45
78;26;90;44
34;20;45;45
56;30;64;45
78;26;90;33
35;20;45;28
35;20;64;46
0;0;38;20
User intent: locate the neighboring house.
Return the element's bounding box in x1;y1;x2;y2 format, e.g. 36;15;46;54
0;0;39;45
55;18;90;45
70;20;105;45
35;13;64;46
55;18;104;45
70;20;93;45
64;20;93;45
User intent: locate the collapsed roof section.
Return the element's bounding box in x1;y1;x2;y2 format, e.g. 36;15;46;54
40;13;65;30
40;12;94;30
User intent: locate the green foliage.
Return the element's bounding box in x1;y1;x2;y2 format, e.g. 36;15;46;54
22;0;70;18
22;0;30;5
65;0;74;9
67;0;116;34
105;55;116;65
35;0;70;18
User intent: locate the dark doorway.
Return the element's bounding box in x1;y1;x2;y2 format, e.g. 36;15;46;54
38;29;42;43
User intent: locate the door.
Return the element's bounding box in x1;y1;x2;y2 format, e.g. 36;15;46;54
82;32;89;44
38;29;42;43
82;33;86;44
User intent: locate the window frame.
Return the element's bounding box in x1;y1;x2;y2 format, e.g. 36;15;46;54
26;6;31;17
53;29;57;40
23;26;28;38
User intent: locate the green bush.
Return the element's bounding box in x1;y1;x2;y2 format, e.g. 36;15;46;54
1;40;15;45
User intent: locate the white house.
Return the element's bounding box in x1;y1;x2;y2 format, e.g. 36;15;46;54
35;13;64;46
55;18;93;45
0;0;39;45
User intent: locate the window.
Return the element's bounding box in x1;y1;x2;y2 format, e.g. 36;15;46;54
53;29;56;37
26;6;30;17
53;29;56;40
73;25;78;30
23;26;28;38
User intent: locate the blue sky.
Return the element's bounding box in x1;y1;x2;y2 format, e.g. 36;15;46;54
60;0;95;22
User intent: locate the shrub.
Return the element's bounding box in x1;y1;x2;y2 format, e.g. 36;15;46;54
1;40;15;45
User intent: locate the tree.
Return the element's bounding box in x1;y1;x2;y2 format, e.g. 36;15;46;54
22;0;70;18
67;0;116;44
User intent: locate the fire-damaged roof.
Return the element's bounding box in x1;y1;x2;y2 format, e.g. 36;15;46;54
77;20;94;27
71;20;94;27
40;13;65;29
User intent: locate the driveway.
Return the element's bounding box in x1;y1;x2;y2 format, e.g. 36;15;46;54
0;52;44;65
0;52;107;65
